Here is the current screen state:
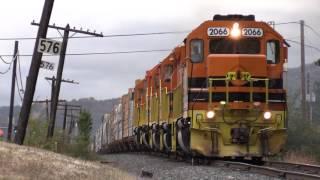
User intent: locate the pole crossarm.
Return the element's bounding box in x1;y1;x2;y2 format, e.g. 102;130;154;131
31;21;103;37
57;104;81;108
33;99;66;103
57;108;81;111
45;77;79;84
66;114;80;118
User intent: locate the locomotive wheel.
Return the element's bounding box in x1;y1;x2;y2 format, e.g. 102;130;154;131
163;133;171;152
142;132;150;149
134;134;140;147
134;127;142;151
152;132;160;150
177;119;190;153
177;129;190;153
151;124;161;151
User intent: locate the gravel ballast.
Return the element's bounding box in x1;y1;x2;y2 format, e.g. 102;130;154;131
101;153;280;180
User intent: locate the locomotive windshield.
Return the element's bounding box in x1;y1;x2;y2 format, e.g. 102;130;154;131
209;38;260;54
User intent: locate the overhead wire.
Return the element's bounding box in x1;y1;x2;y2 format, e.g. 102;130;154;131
0;55;12;64
0;54;15;74
17;51;24;91
0;49;172;57
304;24;320;40
15;52;24;102
0;62;12;74
0;21;316;42
274;21;300;25
0;31;189;41
285;39;320;52
15;74;23;102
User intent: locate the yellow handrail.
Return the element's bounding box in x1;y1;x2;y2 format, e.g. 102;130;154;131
207;75;269;106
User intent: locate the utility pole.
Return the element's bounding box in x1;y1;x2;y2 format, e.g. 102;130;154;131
59;105;81;134
29;23;102;138
300;20;307;122
48;25;69;138
63;104;68;131
59;105;82;133
306;72;310;122
44;76;79;138
14;0;55;145
68;109;73;135
306;72;313;125
32;99;65;122
7;41;19;142
45;99;49;121
49;76;55;122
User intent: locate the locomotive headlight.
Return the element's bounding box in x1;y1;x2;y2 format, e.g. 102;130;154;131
206;110;215;119
231;22;241;38
263;111;272;120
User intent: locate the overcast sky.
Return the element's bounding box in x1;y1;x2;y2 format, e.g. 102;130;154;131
0;0;319;106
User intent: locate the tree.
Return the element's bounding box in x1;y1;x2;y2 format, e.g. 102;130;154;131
78;110;92;142
314;58;320;66
71;110;93;158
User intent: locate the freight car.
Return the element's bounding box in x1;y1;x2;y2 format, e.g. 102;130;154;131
95;14;288;160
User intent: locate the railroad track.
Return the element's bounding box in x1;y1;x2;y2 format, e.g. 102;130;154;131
212;160;320;180
106;151;320;179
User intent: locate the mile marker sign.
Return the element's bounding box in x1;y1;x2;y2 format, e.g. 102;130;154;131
37;38;62;55
40;60;55;71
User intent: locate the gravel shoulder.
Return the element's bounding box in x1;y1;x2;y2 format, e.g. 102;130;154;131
0;141;135;180
101;153;280;180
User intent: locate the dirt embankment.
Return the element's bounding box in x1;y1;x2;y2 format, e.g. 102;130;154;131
0;141;135;180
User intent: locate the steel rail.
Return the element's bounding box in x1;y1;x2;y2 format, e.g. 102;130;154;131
264;161;320;175
212;160;320;180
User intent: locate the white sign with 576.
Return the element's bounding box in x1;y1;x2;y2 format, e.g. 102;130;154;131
40;61;55;71
37;38;62;55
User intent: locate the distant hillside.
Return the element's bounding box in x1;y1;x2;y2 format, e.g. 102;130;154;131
287;63;320;97
0;97;119;136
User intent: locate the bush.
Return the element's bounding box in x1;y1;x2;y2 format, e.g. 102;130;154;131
24;110;95;160
285;91;320;162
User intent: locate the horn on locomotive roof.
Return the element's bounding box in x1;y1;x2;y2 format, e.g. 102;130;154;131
213;14;255;21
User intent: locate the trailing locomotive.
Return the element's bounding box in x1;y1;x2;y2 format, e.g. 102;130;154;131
95;14;288;160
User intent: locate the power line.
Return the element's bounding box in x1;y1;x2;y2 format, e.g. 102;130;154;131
15;74;23;102
0;49;172;57
17;52;24;91
285;39;320;52
0;21;315;42
0;55;15;74
0;31;189;41
304;23;320;40
0;62;12;74
0;55;12;64
274;21;300;25
274;21;320;44
0;21;307;41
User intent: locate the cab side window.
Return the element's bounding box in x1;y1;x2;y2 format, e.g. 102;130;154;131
163;64;173;82
190;39;204;63
266;40;280;64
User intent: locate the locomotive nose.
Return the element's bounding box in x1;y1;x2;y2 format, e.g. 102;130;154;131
206;54;267;79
